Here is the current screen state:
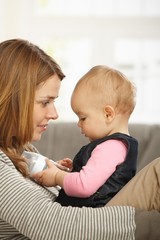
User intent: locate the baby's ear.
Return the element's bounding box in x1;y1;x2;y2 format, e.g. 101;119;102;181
104;105;115;122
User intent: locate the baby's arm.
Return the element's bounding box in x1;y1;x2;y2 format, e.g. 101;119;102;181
33;140;127;196
63;140;127;197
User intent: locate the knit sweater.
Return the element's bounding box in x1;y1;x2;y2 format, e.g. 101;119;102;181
0;150;135;240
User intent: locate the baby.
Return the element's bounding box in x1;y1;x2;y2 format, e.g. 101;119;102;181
33;65;138;208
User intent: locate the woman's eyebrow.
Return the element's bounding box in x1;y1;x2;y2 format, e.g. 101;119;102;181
40;95;59;99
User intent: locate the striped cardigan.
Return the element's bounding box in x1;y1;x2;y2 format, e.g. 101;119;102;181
0;150;135;240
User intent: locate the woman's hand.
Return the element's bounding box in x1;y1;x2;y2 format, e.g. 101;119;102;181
32;159;68;187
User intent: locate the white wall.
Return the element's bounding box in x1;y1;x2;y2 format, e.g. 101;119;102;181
0;0;160;123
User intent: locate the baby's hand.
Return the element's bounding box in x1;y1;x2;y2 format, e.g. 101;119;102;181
32;159;60;187
57;158;73;171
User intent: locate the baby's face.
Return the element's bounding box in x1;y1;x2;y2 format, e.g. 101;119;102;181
71;89;110;141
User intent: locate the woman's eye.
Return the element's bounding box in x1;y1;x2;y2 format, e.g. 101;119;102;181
42;101;50;107
41;99;55;107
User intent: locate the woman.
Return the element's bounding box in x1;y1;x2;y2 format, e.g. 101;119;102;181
0;39;159;240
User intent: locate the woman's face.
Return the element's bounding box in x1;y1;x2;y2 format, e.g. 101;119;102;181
32;74;61;141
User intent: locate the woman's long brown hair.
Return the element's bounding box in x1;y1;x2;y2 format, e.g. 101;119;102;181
0;39;65;176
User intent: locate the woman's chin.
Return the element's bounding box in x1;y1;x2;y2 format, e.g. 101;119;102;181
32;133;42;142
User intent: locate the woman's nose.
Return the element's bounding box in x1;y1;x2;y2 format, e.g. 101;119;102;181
47;105;59;120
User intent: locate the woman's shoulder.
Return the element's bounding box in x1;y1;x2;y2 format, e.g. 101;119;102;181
0;150;15;168
0;148;59;197
0;143;38;168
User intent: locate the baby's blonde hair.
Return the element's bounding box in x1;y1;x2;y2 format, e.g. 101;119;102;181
73;65;136;116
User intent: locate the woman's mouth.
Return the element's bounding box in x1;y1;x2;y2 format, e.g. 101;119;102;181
37;124;48;131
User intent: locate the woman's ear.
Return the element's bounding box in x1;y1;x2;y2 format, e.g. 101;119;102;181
104;105;115;122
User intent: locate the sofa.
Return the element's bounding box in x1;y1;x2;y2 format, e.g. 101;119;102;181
33;122;160;172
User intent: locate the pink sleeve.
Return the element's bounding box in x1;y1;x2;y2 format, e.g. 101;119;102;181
63;140;127;198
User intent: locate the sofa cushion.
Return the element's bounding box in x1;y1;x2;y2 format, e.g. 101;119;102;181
33;122;160;172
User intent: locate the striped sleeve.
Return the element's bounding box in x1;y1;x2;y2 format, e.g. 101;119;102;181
0;156;136;240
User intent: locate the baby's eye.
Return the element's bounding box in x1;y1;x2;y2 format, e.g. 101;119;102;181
80;117;86;121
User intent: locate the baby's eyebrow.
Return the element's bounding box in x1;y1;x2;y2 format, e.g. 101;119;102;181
76;111;84;115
